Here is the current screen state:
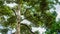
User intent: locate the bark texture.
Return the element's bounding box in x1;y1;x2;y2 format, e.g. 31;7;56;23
15;4;21;34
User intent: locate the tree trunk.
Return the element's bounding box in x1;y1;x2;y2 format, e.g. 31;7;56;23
15;4;21;34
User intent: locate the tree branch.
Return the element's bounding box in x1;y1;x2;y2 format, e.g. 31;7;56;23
12;9;35;34
21;23;35;34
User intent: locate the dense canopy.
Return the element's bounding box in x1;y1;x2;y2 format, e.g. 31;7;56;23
0;0;60;34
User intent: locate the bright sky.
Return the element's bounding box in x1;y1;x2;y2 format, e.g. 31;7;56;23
55;4;60;21
0;33;2;34
50;3;60;21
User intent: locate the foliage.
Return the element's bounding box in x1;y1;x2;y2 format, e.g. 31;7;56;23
0;28;9;34
0;0;60;34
